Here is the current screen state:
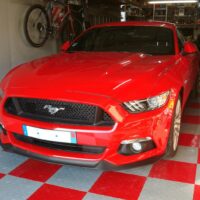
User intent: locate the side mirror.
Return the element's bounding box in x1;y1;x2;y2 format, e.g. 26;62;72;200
183;41;198;54
60;41;71;52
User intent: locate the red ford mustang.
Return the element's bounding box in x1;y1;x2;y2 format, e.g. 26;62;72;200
0;21;199;167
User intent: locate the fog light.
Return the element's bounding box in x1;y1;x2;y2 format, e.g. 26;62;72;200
131;142;142;152
0;124;3;132
119;137;156;155
0;124;6;135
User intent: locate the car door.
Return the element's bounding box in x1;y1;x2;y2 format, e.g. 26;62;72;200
177;30;199;98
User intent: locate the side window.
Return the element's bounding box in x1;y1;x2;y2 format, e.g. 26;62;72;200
177;30;185;52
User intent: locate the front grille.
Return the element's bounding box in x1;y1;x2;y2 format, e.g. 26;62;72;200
13;133;105;154
5;98;114;126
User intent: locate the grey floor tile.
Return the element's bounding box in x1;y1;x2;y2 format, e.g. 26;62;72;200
196;164;200;185
0;175;42;200
166;146;198;164
117;164;153;177
0;151;27;173
139;178;194;200
47;165;102;191
83;193;120;200
181;123;200;135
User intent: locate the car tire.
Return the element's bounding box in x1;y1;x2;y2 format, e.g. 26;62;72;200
165;96;182;157
24;4;50;48
194;73;200;97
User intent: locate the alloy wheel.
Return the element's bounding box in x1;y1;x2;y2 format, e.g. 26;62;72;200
173;99;181;151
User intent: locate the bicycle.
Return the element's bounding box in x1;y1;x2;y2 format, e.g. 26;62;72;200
24;0;87;48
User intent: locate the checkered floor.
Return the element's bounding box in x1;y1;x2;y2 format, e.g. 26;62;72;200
0;96;200;200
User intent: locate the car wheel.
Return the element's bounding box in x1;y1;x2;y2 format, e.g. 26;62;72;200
194;73;200;97
166;96;181;157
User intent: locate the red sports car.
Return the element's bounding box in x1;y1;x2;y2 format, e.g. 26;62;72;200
0;21;199;167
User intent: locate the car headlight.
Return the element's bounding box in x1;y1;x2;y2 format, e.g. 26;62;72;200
123;91;170;113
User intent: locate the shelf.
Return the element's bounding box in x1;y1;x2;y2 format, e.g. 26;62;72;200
154;15;166;17
174;15;195;17
176;24;197;28
155;8;167;10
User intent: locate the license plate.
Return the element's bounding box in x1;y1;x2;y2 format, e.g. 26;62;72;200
22;125;77;144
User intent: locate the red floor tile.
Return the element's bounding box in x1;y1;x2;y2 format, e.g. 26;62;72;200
182;115;200;124
193;185;200;200
179;133;200;148
28;183;86;200
89;171;146;200
198;149;200;164
9;159;61;182
149;160;196;184
0;173;4;179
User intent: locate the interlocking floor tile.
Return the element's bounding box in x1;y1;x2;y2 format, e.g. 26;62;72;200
0;151;27;173
28;183;86;200
182;115;200;124
0;175;42;200
83;193;120;200
139;178;194;200
0;173;4;179
196;165;200;185
118;164;153;177
149;160;196;184
198;149;200;164
167;146;198;163
181;123;200;135
193;185;200;200
179;133;200;148
9;159;61;182
89;171;146;199
47;165;102;191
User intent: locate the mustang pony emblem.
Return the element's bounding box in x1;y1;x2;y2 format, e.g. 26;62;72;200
43;105;65;115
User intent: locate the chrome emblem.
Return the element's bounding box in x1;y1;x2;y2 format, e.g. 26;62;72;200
43;105;65;115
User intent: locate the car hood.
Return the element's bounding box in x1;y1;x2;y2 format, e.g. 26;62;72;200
2;52;176;102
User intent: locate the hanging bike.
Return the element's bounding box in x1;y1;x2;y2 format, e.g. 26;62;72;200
24;0;87;47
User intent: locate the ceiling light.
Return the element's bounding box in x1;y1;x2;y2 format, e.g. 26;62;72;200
148;0;198;4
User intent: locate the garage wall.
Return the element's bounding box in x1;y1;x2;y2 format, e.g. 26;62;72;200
0;0;57;80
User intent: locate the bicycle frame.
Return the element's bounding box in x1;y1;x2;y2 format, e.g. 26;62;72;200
45;0;76;38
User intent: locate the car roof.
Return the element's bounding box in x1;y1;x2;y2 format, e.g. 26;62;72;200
92;21;176;30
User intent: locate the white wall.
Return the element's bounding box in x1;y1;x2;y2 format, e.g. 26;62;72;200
0;0;57;80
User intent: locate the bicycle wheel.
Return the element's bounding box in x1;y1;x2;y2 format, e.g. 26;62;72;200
60;17;83;43
24;4;50;47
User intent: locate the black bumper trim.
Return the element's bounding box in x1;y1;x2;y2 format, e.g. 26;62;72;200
0;142;100;167
13;133;106;155
0;141;163;169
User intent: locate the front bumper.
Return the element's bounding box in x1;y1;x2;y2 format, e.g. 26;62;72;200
0;89;175;167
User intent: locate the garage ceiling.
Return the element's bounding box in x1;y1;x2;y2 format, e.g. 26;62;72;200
89;0;145;6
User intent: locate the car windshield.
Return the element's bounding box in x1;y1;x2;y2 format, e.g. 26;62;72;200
68;26;175;55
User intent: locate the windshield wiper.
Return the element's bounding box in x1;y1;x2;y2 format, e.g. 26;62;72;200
66;50;76;53
132;52;153;56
